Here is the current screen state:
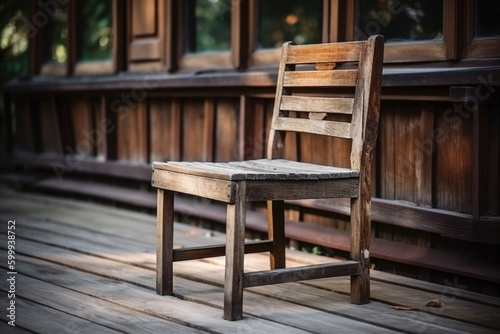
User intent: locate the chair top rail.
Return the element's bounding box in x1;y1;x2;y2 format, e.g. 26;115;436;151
285;42;364;64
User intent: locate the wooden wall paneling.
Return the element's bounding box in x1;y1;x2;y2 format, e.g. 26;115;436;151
170;99;182;160
39;98;63;154
215;98;239;162
71;99;95;157
3;93;13;155
182;99;205;161
13;99;39;153
203;98;215;161
116;100;149;163
393;102;421;204
485;108;500;216
96;96;113;161
377;103;396;200
149;99;170;162
240;96;265;160
282;111;300;161
264;100;278;158
417;103;435;207
149;98;183;162
56;98;74;155
472;103;488;219
433;103;473;213
486;107;499;216
128;0;165;71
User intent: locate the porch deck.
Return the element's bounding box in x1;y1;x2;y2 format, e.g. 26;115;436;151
1;186;499;334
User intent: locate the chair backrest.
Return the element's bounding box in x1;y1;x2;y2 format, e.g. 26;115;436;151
267;35;384;171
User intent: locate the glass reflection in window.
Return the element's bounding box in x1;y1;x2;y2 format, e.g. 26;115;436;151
476;0;500;38
357;0;443;43
77;0;113;62
257;0;323;49
184;0;231;53
42;0;68;64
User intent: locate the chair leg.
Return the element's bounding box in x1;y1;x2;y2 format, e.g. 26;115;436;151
156;189;174;296
350;197;370;304
224;182;246;321
267;200;286;269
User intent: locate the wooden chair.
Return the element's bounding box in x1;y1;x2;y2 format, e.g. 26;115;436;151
152;35;384;321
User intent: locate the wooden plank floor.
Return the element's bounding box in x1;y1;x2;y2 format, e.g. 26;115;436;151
1;186;499;334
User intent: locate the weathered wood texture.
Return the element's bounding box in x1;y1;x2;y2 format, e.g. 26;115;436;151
0;188;499;333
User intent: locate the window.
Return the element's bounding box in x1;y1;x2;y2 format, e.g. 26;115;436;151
251;0;325;66
40;0;68;74
256;0;323;49
35;0;120;75
356;0;443;43
184;0;231;53
74;0;115;74
352;0;454;62
179;0;233;70
77;0;113;62
464;0;500;58
475;0;500;38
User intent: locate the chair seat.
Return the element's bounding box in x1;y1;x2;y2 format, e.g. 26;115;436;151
153;159;359;181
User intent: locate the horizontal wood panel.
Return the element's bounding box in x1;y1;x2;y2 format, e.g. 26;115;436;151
283;70;358;87
273;117;353;139
129;38;161;61
173;241;273;261
151;170;235;203
245;178;359;201
280;96;354;114
285;42;363;64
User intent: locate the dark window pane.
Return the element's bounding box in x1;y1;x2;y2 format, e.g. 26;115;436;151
357;0;443;43
77;0;113;61
184;0;231;53
42;0;68;64
476;0;500;38
257;0;323;49
0;0;30;82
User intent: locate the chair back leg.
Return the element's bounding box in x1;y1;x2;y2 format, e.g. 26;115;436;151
267;200;286;269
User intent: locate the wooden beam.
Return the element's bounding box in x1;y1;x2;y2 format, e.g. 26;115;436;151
172;240;274;261
243;261;360;287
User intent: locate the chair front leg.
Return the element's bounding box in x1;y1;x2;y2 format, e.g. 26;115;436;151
224;181;246;321
156;189;174;295
350;196;371;304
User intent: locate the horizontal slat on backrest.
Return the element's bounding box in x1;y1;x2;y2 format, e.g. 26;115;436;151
283;70;358;87
280;96;354;114
273;117;353;139
285;42;364;64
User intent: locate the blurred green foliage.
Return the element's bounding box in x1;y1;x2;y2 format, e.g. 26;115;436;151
0;0;30;161
77;0;113;61
0;0;30;85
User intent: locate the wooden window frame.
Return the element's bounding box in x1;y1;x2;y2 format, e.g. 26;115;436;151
462;0;500;59
37;0;70;75
73;0;121;75
175;0;236;71
36;0;123;76
345;0;457;63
